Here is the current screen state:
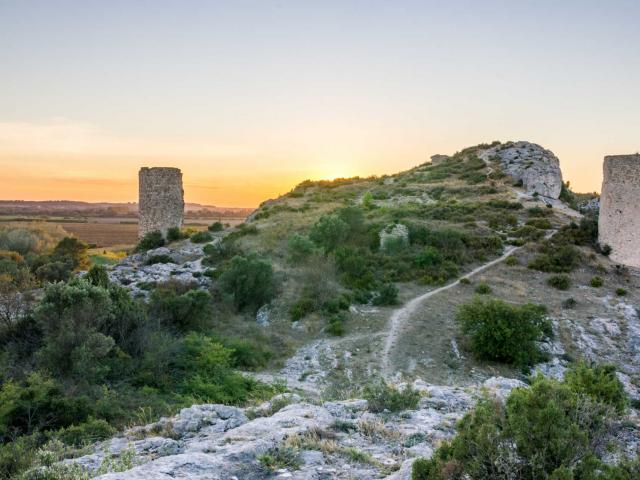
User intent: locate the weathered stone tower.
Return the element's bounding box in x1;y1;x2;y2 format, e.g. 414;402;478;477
138;167;184;239
598;154;640;268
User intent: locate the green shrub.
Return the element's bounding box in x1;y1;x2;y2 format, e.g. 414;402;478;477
190;231;213;244
135;231;165;252
590;276;604;288
418;371;633;480
372;283;399;306
528;244;581;273
363;380;420;413
51;237;89;270
505;255;518;266
35;261;73;283
547;274;571;290
562;297;577;309
223;337;274;370
327;313;346;336
616;287;627;296
258;446;302;471
526;218;553;229
456;298;550;366
218;254;275;313
149;283;213;330
474;282;491;294
309;214;350;253
145;254;174;265
86;265;110;288
166;227;187;242
289;297;316;321
207;222;224;232
287;234;315;263
56;417;116;447
565;363;628;413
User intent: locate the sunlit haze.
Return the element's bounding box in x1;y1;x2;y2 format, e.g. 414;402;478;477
1;0;639;207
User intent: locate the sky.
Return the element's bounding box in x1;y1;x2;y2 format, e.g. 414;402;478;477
1;0;639;207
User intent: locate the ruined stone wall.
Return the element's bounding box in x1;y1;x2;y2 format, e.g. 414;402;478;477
138;167;184;239
598;155;640;268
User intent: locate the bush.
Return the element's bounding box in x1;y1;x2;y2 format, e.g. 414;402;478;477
35;261;73;283
56;417;116;447
51;237;89;270
474;282;491;294
526;218;553;229
149;283;213;330
547;274;571;290
416;371;631;480
457;298;550;366
145;254;174;265
166;227;187;242
86;265;110;288
372;283;399;306
505;255;518;266
528;244;581;273
289;297;316;321
309;214;350;253
135;231;165;252
327;313;346;336
363;380;420;413
218;254;275;313
190;231;213;244
565;363;627;413
616;287;627;296
590;276;604;288
207;222;224;232
562;297;577;309
287;234;315;263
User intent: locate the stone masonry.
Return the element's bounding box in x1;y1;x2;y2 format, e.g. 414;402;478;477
598;154;640;268
138;167;184;239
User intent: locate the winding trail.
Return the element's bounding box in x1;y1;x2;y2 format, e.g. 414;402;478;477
380;245;522;377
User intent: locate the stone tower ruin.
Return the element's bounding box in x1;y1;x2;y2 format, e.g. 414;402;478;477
598;154;640;268
138;167;184;239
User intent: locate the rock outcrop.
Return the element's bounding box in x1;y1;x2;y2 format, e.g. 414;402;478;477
598;154;640;268
480;141;564;199
63;378;526;480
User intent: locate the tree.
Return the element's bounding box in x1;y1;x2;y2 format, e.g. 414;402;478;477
149;283;213;331
287;234;315;263
219;254;275;312
51;237;89;270
86;265;109;288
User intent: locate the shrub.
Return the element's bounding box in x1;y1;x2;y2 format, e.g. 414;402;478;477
363;380;420;413
145;254;174;265
525;218;553;230
135;231;165;252
309;214;350;253
35;261;73;283
149;283;213;330
287;234;315;263
56;417;116;447
190;231;213;244
166;227;187;242
207;222;224;232
258;446;302;471
547;274;571;290
416;371;629;480
528;244;581;273
590;276;604;288
218;254;275;313
474;282;491;294
289;297;316;321
505;255;518;266
86;264;110;288
456;298;550;366
327;313;346;336
562;297;577;309
51;237;89;270
565;363;628;413
372;283;399;306
616;287;627;296
223;337;274;370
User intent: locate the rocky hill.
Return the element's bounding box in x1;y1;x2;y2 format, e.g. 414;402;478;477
32;141;640;479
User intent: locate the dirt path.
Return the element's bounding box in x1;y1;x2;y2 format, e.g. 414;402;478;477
380;245;522;377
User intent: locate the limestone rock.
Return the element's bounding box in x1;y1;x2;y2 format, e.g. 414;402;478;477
598;154;640;268
480;141;564;199
430;154;450;166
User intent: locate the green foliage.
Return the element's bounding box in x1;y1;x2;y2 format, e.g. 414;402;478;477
548;274;571;290
218;253;275;313
149;282;213;331
590;276;604;288
35;261;73;283
166;226;187;242
565;363;627;413
289;297;316;321
56;417;116;447
190;231;213;243
207;221;224;232
417;371;634;480
474;282;491;294
372;283;399;306
327;313;346;336
86;265;110;288
145;254;174;265
258;446;302;472
309;214;350;253
529;244;581;273
616;287;627;296
51;237;89;271
363;380;420;413
287;234;315;263
457;298;550;366
135;231;165;253
222;337;274;370
526;217;553;229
